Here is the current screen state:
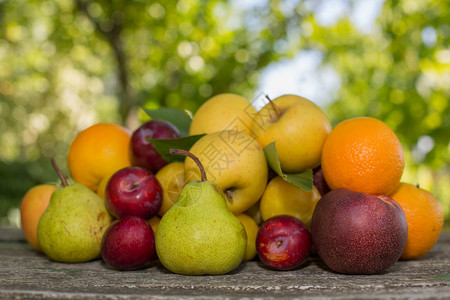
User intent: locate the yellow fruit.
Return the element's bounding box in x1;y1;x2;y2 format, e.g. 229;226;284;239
251;94;331;173
189;93;257;136
148;216;160;233
67;123;132;192
155;162;186;217
389;182;444;260
259;176;320;228
184;130;268;214
96;171;116;200
236;214;259;261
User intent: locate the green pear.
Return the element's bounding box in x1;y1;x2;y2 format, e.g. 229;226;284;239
37;159;113;263
155;149;247;275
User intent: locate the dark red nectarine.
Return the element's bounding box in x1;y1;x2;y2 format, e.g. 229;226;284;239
311;188;407;275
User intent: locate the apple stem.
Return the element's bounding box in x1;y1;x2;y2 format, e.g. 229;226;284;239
169;149;207;182
265;95;282;119
51;158;68;187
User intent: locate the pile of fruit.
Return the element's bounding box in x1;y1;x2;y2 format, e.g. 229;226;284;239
20;93;444;275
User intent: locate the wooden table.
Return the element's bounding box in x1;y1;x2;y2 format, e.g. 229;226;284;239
1;227;449;299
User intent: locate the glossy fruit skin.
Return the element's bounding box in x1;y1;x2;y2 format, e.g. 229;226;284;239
130;120;180;173
184;130;268;215
155;162;186;217
256;215;312;271
237;214;259;261
105;166;162;219
189;93;256;136
311;188;408;275
251;94;332;173
101;216;156;271
259;176;320;229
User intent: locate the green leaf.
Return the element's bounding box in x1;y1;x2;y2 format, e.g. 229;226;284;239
263;142;313;192
143;107;192;137
149;134;205;163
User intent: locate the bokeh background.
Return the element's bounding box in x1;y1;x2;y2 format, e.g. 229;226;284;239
1;0;449;226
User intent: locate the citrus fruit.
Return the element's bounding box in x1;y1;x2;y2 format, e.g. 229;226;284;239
20;184;57;251
389;182;444;260
67;123;132;192
321;117;404;196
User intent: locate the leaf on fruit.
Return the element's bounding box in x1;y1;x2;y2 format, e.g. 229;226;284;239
263;142;313;192
143;107;192;137
148;135;205;163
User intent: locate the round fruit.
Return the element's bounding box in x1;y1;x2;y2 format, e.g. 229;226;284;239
20;184;57;251
67;123;132;192
251;94;332;173
155;162;186;217
321;117;404;196
184;130;268;215
189;93;256;136
105;166;162;219
389;182;444;260
311;188;408;275
101;216;156;271
96;171;116;200
259;176;320;229
236;214;259;261
256;215;312;271
130;120;180;173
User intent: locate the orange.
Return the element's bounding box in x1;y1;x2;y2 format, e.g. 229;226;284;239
321;117;404;196
20;184;57;251
389;182;444;260
67;123;132;192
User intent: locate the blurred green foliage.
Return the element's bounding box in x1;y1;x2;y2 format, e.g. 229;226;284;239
0;0;448;226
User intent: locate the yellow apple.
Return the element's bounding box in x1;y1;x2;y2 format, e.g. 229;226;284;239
251;94;331;173
20;184;57;251
236;214;259;261
189;93;257;136
155;162;186;217
259;176;321;229
184;130;268;214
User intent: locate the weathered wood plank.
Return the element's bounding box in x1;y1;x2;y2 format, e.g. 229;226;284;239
1;228;449;299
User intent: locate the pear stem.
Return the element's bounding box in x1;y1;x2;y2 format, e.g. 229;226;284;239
265;94;282;119
51;158;68;187
169;149;207;182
